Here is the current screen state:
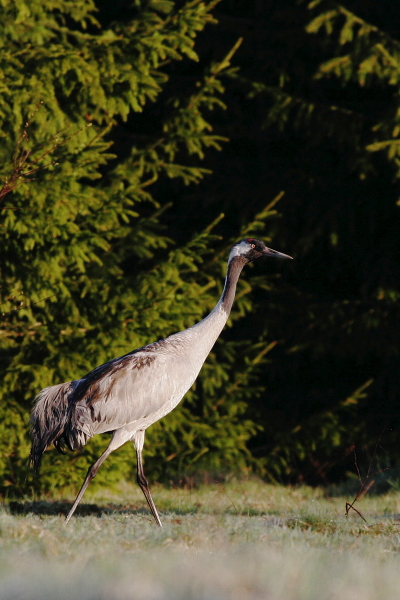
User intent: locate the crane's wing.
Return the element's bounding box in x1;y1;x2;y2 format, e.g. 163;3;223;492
65;340;198;447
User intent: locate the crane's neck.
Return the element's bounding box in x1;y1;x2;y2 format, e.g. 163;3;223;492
219;255;248;315
188;255;248;350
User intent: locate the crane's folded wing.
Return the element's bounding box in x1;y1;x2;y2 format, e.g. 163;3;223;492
69;349;199;439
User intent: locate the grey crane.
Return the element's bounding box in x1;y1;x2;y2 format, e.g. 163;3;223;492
30;238;292;526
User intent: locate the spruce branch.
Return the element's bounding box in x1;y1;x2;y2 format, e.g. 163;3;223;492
0;103;92;207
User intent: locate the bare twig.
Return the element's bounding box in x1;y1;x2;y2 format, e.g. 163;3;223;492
345;501;368;524
214;479;239;515
345;434;389;524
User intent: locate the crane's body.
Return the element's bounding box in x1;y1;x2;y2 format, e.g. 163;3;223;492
30;239;291;526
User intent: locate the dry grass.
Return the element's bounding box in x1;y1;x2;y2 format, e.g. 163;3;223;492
2;480;400;599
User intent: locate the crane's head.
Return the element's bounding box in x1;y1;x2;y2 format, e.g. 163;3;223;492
230;238;292;263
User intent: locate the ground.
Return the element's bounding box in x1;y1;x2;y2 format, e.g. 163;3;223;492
2;480;400;599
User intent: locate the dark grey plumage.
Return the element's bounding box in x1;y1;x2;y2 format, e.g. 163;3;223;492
30;238;292;526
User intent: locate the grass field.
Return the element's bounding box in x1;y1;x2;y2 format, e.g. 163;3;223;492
2;479;400;599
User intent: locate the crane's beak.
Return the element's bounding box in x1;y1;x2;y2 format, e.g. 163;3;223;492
263;247;293;260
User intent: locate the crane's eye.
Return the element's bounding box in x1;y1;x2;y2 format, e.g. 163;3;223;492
251;244;255;249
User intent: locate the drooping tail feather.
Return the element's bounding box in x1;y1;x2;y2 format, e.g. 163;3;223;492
30;381;74;472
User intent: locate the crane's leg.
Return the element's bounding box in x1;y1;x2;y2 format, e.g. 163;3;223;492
64;431;125;525
133;429;163;527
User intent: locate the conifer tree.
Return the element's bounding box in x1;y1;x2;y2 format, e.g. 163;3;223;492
0;0;278;493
